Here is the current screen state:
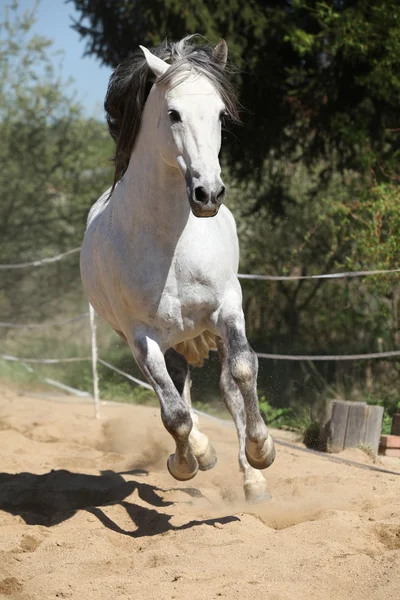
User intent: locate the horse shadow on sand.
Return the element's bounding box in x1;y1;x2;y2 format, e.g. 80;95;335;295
0;469;239;537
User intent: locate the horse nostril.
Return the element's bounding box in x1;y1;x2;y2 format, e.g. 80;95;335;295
194;186;209;204
216;185;226;200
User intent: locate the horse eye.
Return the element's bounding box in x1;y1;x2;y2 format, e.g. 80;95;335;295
168;109;181;123
219;110;228;122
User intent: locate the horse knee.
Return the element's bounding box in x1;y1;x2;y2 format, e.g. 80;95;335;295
229;350;257;385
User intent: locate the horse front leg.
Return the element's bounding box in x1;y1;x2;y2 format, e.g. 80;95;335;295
217;309;276;471
128;333;198;481
217;338;270;503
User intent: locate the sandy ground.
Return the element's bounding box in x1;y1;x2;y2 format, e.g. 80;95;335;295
0;384;400;600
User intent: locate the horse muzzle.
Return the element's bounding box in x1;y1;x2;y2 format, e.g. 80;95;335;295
189;184;226;218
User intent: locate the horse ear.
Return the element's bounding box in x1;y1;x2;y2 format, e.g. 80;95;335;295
139;46;169;78
213;39;228;69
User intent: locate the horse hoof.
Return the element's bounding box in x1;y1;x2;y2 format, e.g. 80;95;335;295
197;442;217;471
244;480;271;504
167;453;199;481
245;435;276;470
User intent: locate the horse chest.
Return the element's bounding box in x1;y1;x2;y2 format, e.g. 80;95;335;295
118;251;222;333
89;202;238;338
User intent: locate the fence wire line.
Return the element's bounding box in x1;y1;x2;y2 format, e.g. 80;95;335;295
0;354;91;364
256;350;400;361
1;244;400;281
0;313;89;329
273;439;400;477
238;268;400;281
98;358;153;391
3;347;400;368
0;247;80;269
0;353;152;391
20;362;92;398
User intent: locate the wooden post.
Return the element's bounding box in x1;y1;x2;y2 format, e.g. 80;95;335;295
326;400;384;454
364;405;384;453
345;403;368;449
326;401;350;453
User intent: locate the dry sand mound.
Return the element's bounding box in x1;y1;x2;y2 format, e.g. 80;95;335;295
0;384;399;600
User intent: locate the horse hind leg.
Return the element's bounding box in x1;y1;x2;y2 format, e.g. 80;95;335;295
217;338;270;503
164;348;217;471
184;375;217;471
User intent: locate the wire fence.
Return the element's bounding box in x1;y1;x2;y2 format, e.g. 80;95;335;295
0;247;80;270
1;245;400;417
0;313;89;329
2;245;400;278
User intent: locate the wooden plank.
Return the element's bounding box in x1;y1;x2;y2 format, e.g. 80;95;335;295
380;448;400;457
344;402;368;449
364;405;384;453
326;400;349;453
380;434;400;449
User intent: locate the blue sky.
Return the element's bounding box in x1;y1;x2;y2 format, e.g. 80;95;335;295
18;0;112;117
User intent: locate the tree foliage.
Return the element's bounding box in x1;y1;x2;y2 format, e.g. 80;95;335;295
225;158;400;411
0;1;113;325
71;0;400;212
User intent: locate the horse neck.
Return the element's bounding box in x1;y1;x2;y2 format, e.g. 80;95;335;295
115;139;191;241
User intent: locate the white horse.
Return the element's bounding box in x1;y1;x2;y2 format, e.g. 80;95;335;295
80;36;275;502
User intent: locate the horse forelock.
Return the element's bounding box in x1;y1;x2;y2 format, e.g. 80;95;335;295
104;35;239;191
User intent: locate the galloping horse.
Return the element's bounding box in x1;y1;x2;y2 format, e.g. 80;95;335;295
80;36;275;502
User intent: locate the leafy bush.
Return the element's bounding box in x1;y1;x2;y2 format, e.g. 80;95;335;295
259;396;296;430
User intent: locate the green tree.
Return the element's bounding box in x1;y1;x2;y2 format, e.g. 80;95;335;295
0;1;113;325
70;0;400;213
224;157;400;411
